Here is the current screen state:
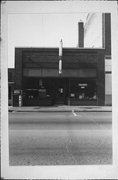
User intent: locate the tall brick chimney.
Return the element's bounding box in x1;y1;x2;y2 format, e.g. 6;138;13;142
78;21;84;48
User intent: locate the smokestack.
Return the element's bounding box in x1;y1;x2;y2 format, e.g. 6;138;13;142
78;21;84;48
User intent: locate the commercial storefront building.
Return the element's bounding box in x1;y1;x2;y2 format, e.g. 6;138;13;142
12;47;105;106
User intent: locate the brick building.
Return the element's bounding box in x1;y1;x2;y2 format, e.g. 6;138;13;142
84;13;112;105
12;47;105;106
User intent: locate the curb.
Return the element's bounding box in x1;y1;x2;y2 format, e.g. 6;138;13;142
8;106;112;113
9;109;112;112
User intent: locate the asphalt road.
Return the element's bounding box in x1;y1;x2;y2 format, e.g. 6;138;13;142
9;111;112;165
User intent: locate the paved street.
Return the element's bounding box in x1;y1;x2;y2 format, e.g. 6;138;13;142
9;111;112;165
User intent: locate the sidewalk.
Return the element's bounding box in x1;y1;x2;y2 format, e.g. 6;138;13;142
9;105;112;112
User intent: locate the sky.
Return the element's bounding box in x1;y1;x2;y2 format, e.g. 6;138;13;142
5;1;88;68
8;13;88;68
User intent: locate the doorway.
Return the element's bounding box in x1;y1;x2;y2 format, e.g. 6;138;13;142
53;78;68;105
43;78;69;105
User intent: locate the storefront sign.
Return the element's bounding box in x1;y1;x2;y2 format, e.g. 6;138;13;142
14;90;21;94
38;89;46;93
59;39;63;57
19;95;22;107
59;39;63;74
78;83;88;87
59;59;62;74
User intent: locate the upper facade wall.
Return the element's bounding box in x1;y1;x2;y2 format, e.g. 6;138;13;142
14;47;105;88
22;48;99;69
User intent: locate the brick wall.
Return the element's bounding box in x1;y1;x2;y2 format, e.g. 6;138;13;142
14;47;105;106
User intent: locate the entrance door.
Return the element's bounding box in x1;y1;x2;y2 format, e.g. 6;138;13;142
54;78;68;105
22;89;39;106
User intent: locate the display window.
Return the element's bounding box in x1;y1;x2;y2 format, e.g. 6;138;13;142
70;79;97;101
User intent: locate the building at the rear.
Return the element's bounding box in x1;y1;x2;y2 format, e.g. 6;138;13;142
84;13;112;106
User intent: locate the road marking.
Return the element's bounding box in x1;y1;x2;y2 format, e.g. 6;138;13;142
72;109;77;116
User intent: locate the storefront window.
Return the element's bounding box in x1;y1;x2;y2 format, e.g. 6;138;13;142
70;79;97;101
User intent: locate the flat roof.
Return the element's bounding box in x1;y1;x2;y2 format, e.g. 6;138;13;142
15;47;105;51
